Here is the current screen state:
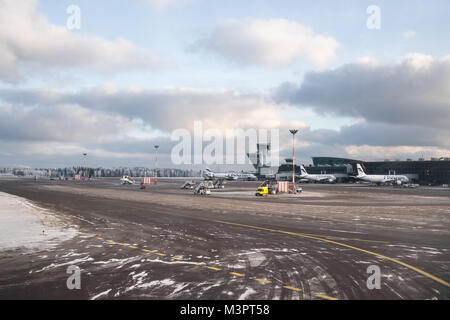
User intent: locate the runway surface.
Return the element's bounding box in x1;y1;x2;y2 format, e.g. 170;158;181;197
0;178;449;300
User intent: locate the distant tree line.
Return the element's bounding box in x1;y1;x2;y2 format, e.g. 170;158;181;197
0;167;202;178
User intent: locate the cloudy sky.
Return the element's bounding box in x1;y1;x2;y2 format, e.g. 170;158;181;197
0;0;449;168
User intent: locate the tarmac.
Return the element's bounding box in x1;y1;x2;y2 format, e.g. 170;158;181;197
0;178;449;300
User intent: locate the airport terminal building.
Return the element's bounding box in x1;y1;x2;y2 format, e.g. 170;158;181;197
310;157;450;185
248;145;450;185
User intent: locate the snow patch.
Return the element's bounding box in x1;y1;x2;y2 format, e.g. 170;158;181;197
0;191;78;252
91;289;112;300
239;287;256;300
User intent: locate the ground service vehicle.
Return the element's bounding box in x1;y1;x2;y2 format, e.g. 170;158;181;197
255;180;278;196
194;182;211;195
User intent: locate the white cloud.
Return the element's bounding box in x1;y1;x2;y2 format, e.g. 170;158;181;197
1;83;448;165
0;85;310;160
193;18;339;68
401;53;433;70
0;102;139;143
275;54;450;129
0;86;306;165
273;54;450;160
2;79;448;164
0;0;163;82
302;122;450;148
355;57;380;65
0;86;304;132
344;145;450;161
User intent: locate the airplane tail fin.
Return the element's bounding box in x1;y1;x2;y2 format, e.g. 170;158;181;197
205;167;212;172
356;164;366;177
300;165;308;176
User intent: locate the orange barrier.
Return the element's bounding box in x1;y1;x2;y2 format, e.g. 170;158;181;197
277;181;289;193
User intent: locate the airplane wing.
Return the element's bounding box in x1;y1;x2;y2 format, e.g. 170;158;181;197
316;176;335;182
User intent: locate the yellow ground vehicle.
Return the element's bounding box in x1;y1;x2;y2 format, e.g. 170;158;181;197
255;180;278;196
255;186;269;196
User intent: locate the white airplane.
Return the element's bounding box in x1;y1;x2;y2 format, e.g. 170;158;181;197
356;164;409;185
203;168;238;181
299;165;337;183
234;172;258;181
120;175;135;185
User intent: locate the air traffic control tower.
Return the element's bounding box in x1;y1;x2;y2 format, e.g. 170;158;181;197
247;143;279;179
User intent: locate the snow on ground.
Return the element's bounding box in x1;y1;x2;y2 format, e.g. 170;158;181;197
238;287;257;300
91;289;112;300
0;191;78;252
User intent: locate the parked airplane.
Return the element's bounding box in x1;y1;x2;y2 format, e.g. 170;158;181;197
120;175;135;185
356;164;409;185
234;172;258;181
299;165;336;183
203;168;238;180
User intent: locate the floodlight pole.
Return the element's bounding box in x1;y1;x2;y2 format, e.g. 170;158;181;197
289;130;298;193
154;145;159;185
83;153;87;181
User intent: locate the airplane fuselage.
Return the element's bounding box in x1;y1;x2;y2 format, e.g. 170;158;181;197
204;168;255;181
358;174;409;184
204;172;236;180
299;166;336;183
356;163;409;185
301;174;336;183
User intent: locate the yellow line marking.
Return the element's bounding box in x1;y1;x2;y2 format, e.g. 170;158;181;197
215;220;450;288
90;234;341;298
285;231;389;244
303;234;388;244
316;294;338;300
207;266;222;271
283;285;302;292
212;221;385;244
255;278;272;284
193;263;202;266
